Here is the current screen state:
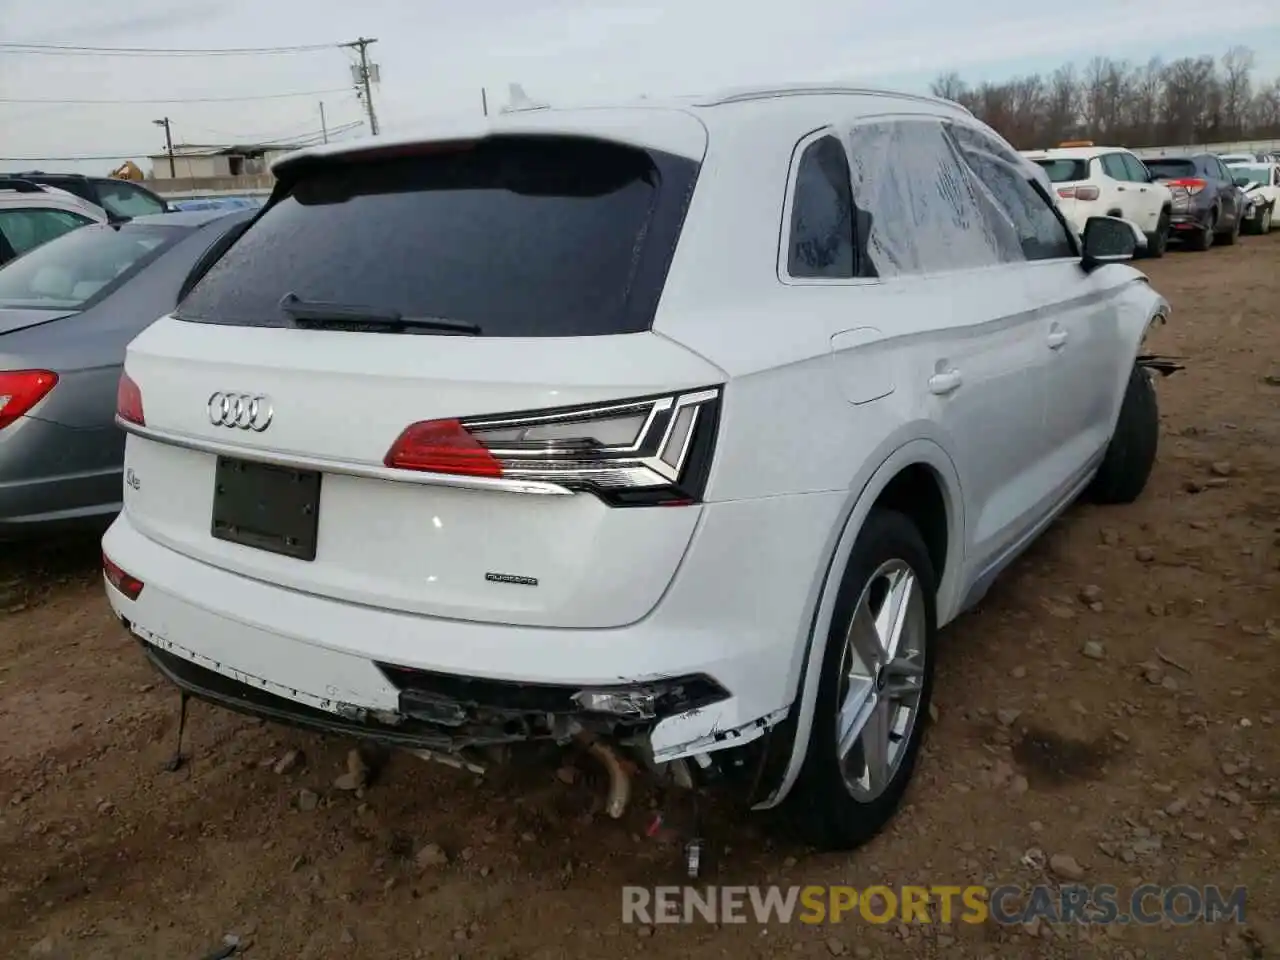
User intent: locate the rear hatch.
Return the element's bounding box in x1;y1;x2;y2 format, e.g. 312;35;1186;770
120;130;726;629
1145;159;1200;210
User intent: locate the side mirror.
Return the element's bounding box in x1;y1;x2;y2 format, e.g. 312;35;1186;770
1080;216;1138;272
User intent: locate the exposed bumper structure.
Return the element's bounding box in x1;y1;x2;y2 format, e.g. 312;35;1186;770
103;489;844;764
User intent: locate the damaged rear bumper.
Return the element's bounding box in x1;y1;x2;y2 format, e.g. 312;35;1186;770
103;492;844;767
133;627;729;754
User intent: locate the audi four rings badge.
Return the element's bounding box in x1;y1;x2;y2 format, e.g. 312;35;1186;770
208;392;274;431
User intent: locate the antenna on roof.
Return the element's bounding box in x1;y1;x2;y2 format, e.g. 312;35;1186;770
500;83;550;113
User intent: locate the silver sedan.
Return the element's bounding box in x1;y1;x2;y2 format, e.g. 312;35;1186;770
0;207;255;538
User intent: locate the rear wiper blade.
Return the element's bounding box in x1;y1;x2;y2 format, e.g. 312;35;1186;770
277;292;481;334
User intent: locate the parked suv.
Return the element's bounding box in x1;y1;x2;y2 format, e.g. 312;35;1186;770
1;172;168;222
1021;142;1173;256
102;85;1169;853
0;178;107;267
1145;154;1243;250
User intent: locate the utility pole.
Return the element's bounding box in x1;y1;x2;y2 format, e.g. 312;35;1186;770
319;101;329;143
481;87;488;118
342;37;380;136
152;117;175;178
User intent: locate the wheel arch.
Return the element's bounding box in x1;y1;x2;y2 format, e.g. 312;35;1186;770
751;436;964;810
1106;282;1170;433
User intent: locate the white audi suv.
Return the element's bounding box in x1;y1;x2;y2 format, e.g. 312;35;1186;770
102;83;1170;853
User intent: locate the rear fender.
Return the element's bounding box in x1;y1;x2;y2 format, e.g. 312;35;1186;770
751;435;963;809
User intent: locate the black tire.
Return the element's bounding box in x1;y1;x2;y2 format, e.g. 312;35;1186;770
785;508;937;851
1185;212;1215;251
1246;204;1273;235
1143;211;1170;258
1087;364;1159;505
1217;210;1241;246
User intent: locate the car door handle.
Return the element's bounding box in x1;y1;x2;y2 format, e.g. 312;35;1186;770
928;369;962;395
1047;329;1069;349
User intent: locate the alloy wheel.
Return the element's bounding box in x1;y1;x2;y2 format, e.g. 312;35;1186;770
834;559;928;802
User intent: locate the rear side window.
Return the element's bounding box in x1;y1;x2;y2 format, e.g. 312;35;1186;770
1100;154;1130;180
845;119;1023;276
787;135;855;279
1147;159;1196;181
0;207;93;256
1033;159;1089;183
176;136;699;337
1121;154;1150;183
949;124;1076;261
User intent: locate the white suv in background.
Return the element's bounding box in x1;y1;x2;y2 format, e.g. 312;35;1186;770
0;177;107;267
1022;142;1173;257
103;85;1170;854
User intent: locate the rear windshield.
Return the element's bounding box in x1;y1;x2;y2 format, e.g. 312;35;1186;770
0;222;188;310
1146;159;1197;180
175;136;700;337
1032;158;1089;182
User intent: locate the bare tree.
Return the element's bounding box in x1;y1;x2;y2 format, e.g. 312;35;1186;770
1043;65;1079;144
1221;45;1255;137
934;44;1280;148
1125;58;1164;146
931;72;968;102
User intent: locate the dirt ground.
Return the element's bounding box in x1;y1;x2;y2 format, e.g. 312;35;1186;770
2;237;1279;960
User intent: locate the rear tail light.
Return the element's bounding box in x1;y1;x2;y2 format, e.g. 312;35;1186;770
1167;178;1206;195
0;370;58;431
103;551;144;600
1058;185;1099;201
116;371;145;426
384;387;722;506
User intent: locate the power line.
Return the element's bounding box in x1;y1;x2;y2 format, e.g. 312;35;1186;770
0;88;354;105
0;40;341;58
0;121;366;163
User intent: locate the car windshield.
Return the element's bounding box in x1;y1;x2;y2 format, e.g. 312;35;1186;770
1031;158;1089;182
1230;165;1270;185
1146;159;1197;180
95;181;167;219
0;221;189;310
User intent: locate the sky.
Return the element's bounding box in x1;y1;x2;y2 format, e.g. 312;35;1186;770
5;0;1280;175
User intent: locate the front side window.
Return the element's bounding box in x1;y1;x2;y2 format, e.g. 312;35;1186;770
948;123;1076;261
845;119;1023;276
787;135;855;279
0;207;93;256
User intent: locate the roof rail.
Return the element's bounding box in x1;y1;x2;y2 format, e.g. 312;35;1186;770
692;83;973;114
0;177;44;193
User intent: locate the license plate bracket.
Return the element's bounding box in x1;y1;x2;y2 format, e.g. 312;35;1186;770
211;457;321;561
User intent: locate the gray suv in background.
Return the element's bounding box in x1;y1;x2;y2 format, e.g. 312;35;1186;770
1145;154;1243;250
